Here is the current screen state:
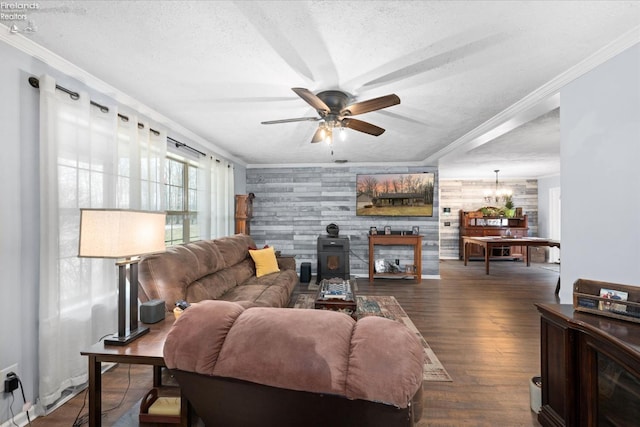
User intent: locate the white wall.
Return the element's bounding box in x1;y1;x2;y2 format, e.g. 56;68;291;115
234;164;247;195
537;175;560;237
559;43;640;303
0;40;42;423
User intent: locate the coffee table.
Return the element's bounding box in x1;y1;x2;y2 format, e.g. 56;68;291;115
314;278;357;319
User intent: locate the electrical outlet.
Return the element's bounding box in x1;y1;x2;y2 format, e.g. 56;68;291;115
1;364;18;393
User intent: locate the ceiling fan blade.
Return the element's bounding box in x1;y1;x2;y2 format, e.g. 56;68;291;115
342;118;385;136
261;117;320;125
341;94;400;116
310;127;325;143
292;88;330;114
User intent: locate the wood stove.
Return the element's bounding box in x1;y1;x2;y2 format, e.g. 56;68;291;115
317;236;350;282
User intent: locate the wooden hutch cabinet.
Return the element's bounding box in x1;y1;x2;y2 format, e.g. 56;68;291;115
234;193;254;235
458;210;528;260
536;304;640;426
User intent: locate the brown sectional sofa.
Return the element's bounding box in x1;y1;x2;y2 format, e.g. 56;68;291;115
164;300;425;427
138;234;298;311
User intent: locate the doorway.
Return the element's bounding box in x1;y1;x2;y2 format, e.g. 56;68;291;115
549;187;561;263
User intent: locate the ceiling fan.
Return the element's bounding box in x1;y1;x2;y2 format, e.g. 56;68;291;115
261;88;400;144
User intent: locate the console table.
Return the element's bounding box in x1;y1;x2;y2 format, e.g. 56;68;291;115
536;304;640;426
368;234;422;283
81;316;187;427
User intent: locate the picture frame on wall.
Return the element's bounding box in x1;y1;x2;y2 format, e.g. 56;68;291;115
356;172;435;217
384;226;391;235
412;226;419;235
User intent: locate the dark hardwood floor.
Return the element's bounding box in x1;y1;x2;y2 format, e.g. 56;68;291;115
30;259;559;426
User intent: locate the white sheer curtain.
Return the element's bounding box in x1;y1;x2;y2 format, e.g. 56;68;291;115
196;155;234;240
37;75;166;408
197;154;213;239
115;114;166;211
211;157;235;238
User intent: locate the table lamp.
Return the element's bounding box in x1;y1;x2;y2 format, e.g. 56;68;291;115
78;209;166;346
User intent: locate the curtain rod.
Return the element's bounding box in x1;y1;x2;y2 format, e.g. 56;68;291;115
167;137;206;157
27;76;206;154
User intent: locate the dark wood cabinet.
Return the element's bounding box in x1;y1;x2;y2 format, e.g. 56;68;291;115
234;193;254;235
537;304;577;427
536;304;640;426
458;210;528;260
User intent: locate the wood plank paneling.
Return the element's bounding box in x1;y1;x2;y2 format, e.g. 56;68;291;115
246;166;440;277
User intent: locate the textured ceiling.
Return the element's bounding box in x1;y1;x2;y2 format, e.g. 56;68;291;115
6;1;640;177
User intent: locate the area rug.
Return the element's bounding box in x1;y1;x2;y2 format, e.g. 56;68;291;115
306;277;319;291
294;294;452;382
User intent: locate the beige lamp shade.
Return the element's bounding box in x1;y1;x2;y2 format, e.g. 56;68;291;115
78;209;166;258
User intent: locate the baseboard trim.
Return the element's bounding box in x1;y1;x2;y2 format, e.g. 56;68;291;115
0;408;37;427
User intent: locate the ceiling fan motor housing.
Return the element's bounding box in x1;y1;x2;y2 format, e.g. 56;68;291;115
316;90;352;114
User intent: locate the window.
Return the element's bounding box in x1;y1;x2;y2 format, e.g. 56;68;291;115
165;155;200;245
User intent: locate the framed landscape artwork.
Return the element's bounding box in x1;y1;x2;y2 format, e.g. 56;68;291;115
356;173;435;217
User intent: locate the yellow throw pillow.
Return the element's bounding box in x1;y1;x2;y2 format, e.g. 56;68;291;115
249;246;280;277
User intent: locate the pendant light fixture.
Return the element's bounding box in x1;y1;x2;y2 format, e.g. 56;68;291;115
484;169;512;204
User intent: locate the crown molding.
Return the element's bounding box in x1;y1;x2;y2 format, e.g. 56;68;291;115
0;23;247;167
245;161;436;169
424;25;640;165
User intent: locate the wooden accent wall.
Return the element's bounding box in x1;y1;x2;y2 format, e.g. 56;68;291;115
439;179;538;259
246;166;440;278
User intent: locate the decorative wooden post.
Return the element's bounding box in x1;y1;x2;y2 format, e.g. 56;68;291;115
234;193;254;235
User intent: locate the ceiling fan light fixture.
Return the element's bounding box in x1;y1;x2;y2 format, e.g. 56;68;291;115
325;129;333;145
319;126;326;139
339;126;347;141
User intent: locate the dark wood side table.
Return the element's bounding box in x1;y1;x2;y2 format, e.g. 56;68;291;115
80;316;187;427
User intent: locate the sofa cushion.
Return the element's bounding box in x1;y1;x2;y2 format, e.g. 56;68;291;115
164;301;246;374
213;234;256;267
248;246;280;277
164;300;424;409
138;240;226;310
185;269;238;302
